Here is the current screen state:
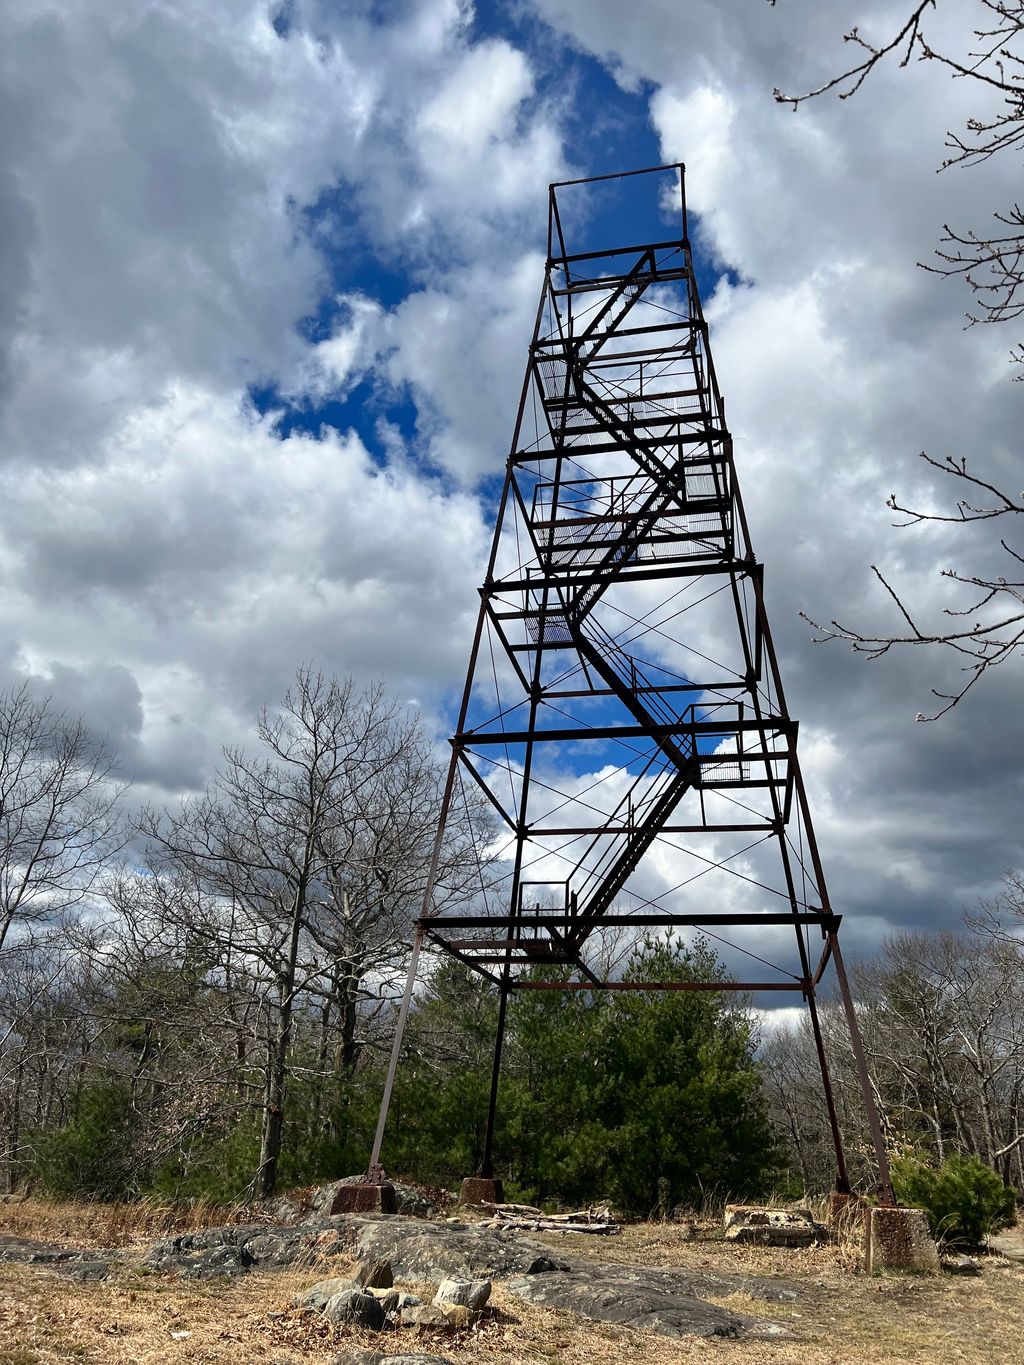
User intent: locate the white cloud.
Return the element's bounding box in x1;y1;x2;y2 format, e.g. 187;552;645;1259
0;0;571;795
0;380;489;792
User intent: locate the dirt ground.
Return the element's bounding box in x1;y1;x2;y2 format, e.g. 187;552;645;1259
0;1202;1022;1365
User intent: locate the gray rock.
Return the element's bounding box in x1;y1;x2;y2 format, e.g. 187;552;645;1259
242;1231;305;1267
946;1254;983;1276
432;1276;491;1311
322;1287;386;1329
0;1237;115;1281
506;1264;798;1342
147;1228;258;1278
393;1292;424;1308
295;1277;361;1312
146;1221;353;1276
180;1244;256;1279
522;1253;566;1274
64;1260;111;1282
376;1289;401;1317
753;1286;799;1302
349;1216;569;1280
355;1256;394;1288
402;1305;457;1333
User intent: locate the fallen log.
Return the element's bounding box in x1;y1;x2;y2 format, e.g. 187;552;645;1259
478;1212;620;1235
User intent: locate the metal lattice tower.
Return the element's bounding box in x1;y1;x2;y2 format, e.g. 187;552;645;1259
369;165;894;1204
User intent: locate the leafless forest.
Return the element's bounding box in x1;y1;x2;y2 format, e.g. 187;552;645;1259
2;669;1023;1210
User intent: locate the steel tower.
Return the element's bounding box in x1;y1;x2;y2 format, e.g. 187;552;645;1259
369;165;893;1205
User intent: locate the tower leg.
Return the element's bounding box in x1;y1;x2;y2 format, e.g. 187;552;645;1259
829;932;895;1205
460;976;509;1208
805;986;851;1193
368;927;424;1173
480;980;509;1180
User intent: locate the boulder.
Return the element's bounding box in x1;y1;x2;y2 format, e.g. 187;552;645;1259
437;1304;477;1329
432;1276;491;1311
402;1305;457;1334
723;1205;821;1247
322;1287;387;1329
945;1254;982;1276
393;1292;424;1309
296;1277;361;1312
376;1290;401;1317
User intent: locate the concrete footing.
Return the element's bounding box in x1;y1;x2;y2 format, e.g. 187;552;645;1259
460;1176;505;1208
330;1182;398;1215
723;1204;820;1246
864;1206;940;1274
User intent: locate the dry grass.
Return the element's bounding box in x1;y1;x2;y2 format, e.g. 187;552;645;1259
0;1197;259;1251
0;1203;1022;1364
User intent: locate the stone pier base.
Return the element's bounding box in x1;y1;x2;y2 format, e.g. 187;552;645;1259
865;1206;940;1274
723;1205;820;1246
460;1176;505;1208
330;1182;398;1215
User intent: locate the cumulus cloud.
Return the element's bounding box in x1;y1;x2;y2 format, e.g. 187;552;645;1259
0;0;562;798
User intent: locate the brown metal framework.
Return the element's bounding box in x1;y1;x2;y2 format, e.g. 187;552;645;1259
370;165;894;1204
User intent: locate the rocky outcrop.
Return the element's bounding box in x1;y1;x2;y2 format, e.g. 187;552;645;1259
143;1213;567;1281
346;1216;569;1281
0;1235;113;1281
145;1222;350;1277
506;1262;799;1341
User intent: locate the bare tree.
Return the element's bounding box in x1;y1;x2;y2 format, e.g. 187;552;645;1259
772;2;1024;715
763;921;1024;1194
774;0;1024;354
0;684;126;952
0;934;79;1191
144;669;486;1199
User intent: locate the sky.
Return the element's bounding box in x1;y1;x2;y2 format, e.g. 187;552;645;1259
2;0;1022;961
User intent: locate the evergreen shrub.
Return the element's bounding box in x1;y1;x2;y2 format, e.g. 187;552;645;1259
890;1151;1017;1246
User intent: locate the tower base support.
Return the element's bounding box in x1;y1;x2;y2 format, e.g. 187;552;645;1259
460;1176;505;1208
331;1182;398;1216
864;1206;940;1274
